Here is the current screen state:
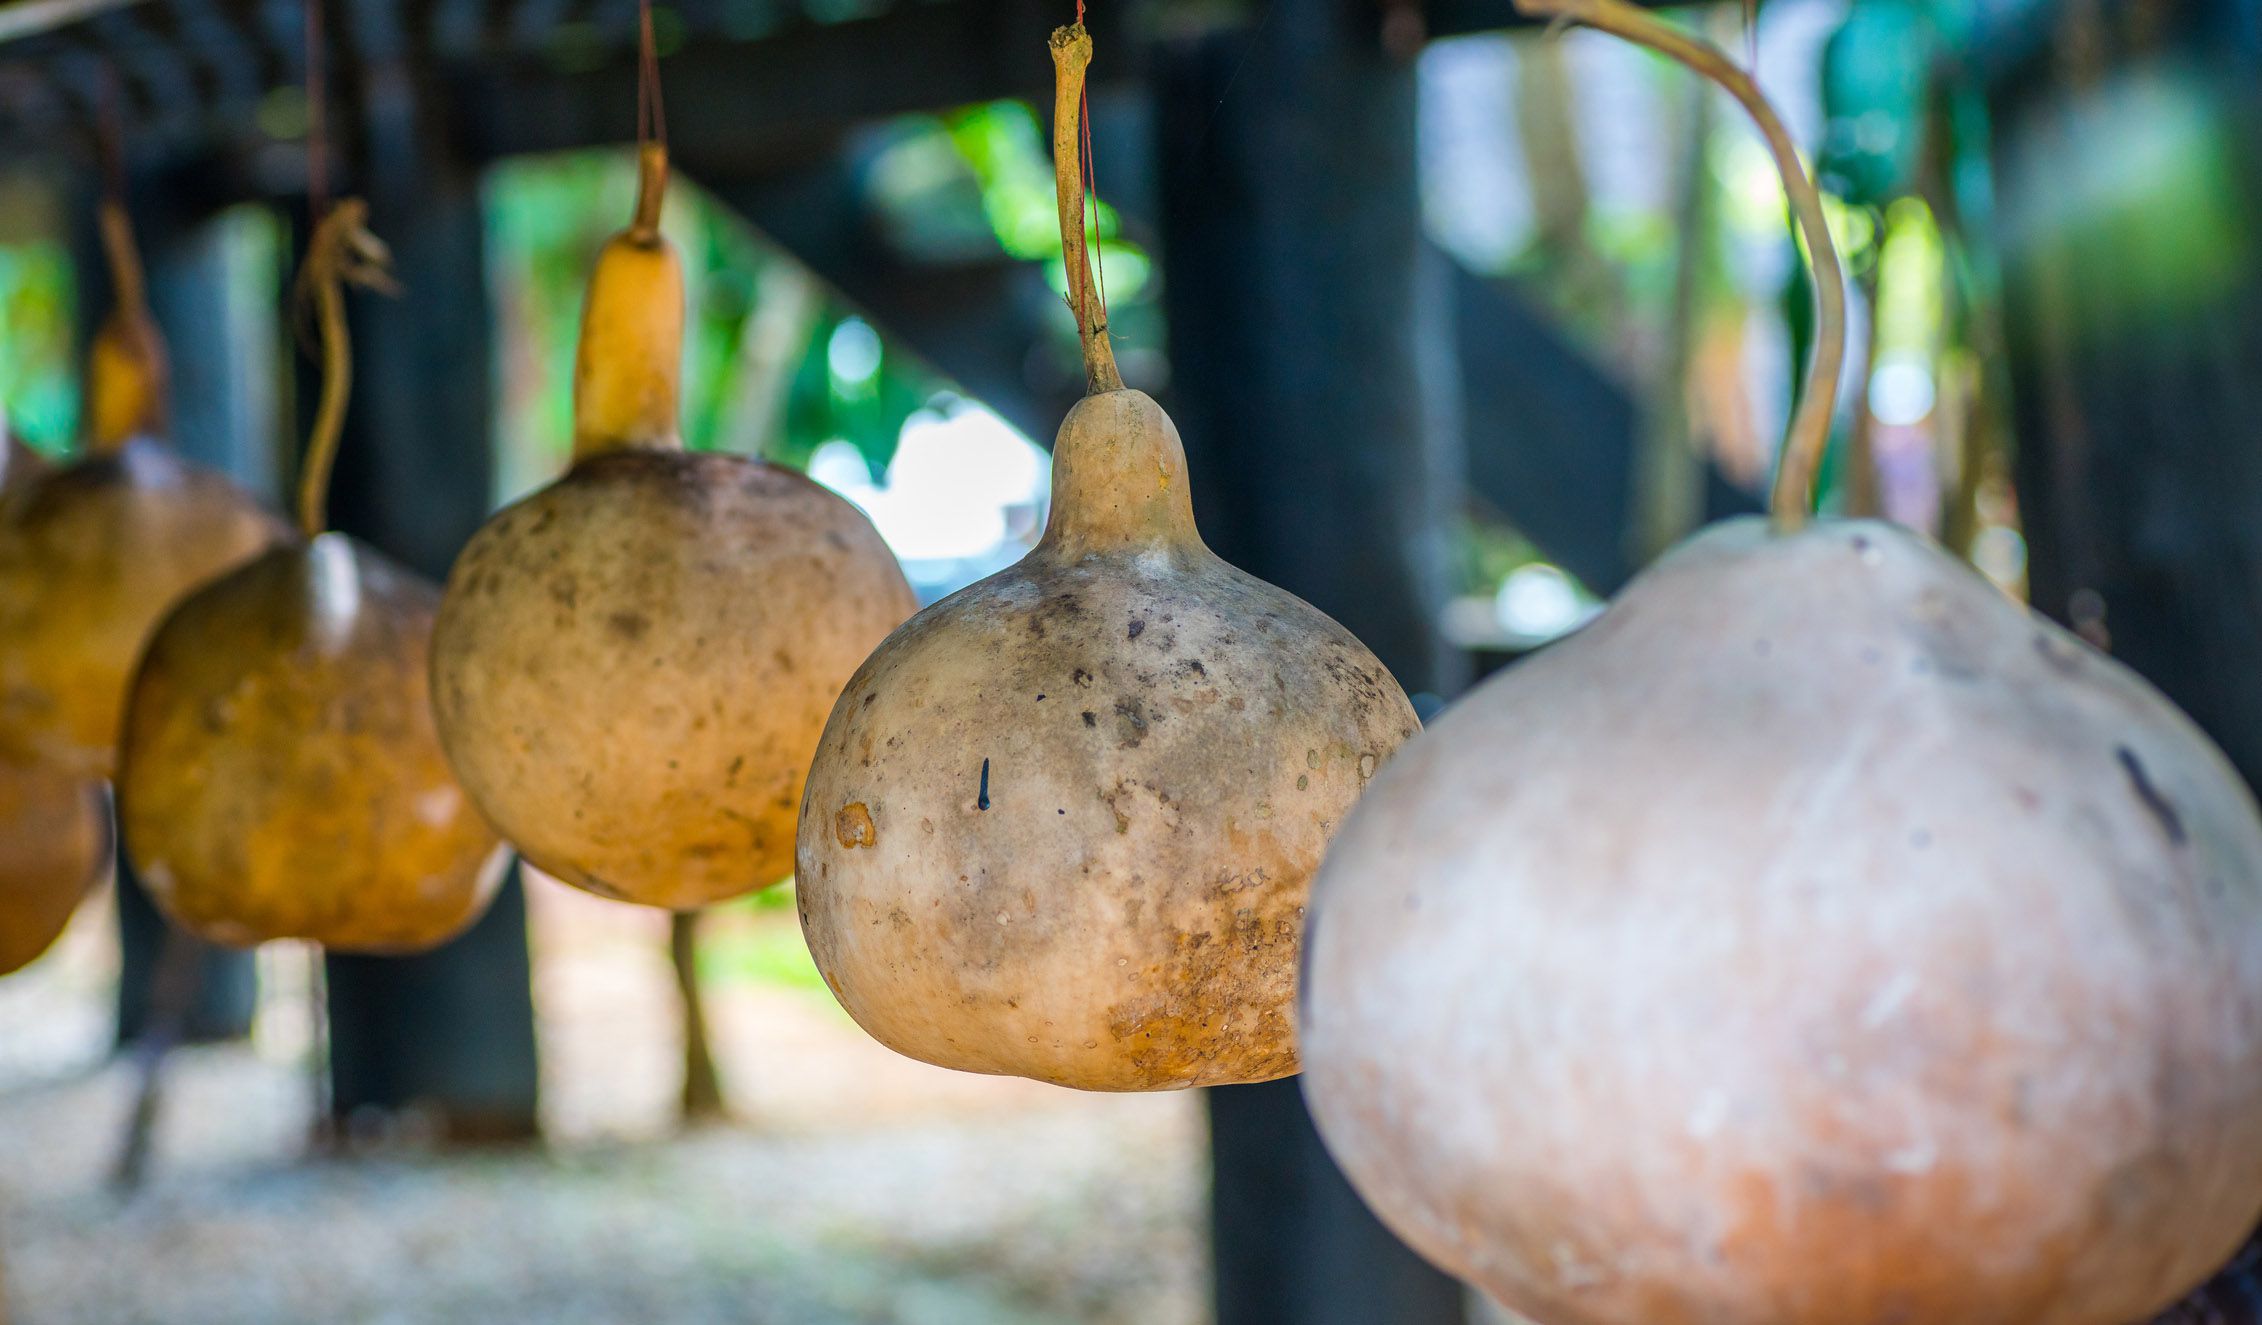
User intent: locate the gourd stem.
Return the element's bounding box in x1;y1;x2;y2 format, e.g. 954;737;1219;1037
86;198;170;454
1049;24;1123;395
98;200;146;319
293;201;395;538
631;142;667;239
1512;0;1843;533
632;0;668;238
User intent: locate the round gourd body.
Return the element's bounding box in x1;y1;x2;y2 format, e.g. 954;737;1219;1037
796;389;1419;1091
0;438;283;776
0;760;109;976
1301;517;2262;1325
431;450;914;910
119;534;506;952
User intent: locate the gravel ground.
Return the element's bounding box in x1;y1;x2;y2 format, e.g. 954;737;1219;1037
0;880;1210;1325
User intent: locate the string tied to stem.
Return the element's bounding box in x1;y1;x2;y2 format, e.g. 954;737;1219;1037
1048;22;1123;395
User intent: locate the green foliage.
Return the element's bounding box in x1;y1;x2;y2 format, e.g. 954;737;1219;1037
0;228;77;454
698;884;832;993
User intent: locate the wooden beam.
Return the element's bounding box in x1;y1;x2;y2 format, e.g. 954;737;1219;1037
305;101;540;1141
1152;8;1470;1323
0;0;148;46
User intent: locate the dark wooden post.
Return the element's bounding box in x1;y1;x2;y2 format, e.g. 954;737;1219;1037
305;50;540;1138
1153;3;1470;1320
73;176;262;1046
1988;4;2262;1313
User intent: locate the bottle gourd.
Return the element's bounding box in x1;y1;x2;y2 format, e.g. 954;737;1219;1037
0;202;284;777
1299;5;2262;1324
0;431;109;978
791;27;1418;1092
118;204;506;952
430;144;915;910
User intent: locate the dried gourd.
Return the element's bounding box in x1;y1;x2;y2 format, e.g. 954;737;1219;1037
791;27;1418;1091
1299;6;2262;1323
118;204;506;952
430;143;914;910
0;202;284;777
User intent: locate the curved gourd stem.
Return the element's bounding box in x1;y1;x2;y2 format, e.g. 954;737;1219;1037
292;200;396;537
85;199;170;454
1512;0;1844;532
1049;24;1123;396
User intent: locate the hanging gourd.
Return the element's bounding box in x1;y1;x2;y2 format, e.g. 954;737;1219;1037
0;434;109;978
116;202;507;952
1299;4;2262;1323
0;762;108;977
0;201;285;778
430;13;915;911
791;25;1418;1093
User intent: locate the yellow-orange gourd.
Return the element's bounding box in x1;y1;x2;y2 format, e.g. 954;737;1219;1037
0;202;283;777
790;27;1417;1091
0;434;109;978
117;203;506;953
430;145;913;910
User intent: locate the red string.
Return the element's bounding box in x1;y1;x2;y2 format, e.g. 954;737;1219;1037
95;64;126;205
1075;0;1108;325
305;0;327;219
638;0;667;150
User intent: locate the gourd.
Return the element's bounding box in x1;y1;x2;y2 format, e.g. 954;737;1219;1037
791;26;1419;1092
0;764;108;977
117;203;507;953
429;141;915;910
0;436;109;978
1299;5;2262;1324
0;202;285;777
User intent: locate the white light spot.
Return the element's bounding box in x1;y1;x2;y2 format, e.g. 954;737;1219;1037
1868;355;1936;427
1493;563;1598;644
826;317;883;385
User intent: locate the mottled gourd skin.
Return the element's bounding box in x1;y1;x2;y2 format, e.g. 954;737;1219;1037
431;451;915;910
0;438;284;777
1303;517;2262;1325
796;389;1419;1092
0;761;109;976
119;535;507;953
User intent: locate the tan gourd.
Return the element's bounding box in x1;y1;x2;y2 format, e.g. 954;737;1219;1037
118;203;506;953
0;202;285;777
791;27;1418;1092
1300;6;2262;1323
429;143;914;910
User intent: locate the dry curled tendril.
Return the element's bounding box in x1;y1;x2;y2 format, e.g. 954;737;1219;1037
292;200;399;537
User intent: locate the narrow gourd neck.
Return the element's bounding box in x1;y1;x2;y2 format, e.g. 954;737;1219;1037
1038;388;1202;559
571;143;684;461
84;200;169;455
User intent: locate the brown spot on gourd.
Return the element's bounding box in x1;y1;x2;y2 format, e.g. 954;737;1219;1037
606;610;649;640
835;803;877;849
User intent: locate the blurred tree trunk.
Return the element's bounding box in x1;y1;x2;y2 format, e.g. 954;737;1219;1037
672;911;724;1122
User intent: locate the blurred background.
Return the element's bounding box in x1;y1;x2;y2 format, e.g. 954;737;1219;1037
3;0;2260;1321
